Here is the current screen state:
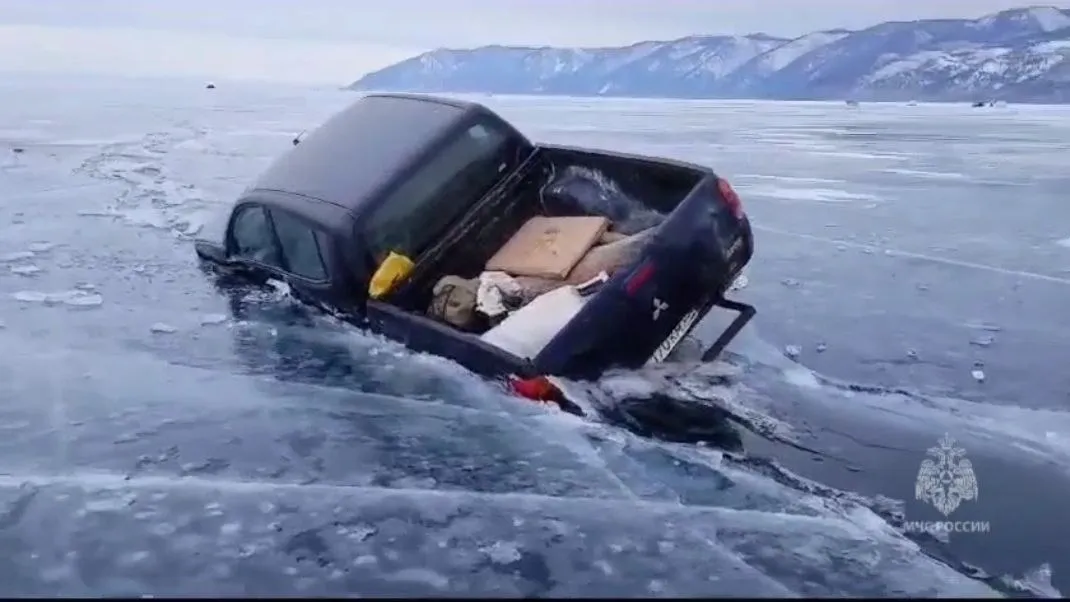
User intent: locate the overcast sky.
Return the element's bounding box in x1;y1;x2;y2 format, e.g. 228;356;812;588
0;0;1063;84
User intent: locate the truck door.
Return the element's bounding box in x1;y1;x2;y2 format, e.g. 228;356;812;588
265;208;347;319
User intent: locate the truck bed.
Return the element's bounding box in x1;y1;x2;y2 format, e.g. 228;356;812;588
384;143;750;377
387;146;703;315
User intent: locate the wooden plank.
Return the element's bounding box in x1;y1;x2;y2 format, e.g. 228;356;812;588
485;216;609;279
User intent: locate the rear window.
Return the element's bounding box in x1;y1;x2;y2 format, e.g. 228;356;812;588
363;120;517;262
269;209;329;281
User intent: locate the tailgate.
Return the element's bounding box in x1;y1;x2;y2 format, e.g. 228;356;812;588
533;175;751;378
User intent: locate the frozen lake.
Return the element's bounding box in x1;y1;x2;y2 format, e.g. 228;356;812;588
0;74;1066;596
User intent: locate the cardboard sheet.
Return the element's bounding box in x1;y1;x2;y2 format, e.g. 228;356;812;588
485;216;609;279
508;227;655;300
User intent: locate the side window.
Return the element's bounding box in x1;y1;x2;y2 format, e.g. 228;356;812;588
365;121;511;261
269;209;329;281
230;205;281;266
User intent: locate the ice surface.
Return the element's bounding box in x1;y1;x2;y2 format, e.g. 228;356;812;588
1;74;1067;596
0;472;1001;597
1004;563;1061;598
882;167;967;180
744;184;881;203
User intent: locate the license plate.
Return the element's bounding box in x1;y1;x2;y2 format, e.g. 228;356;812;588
649;308;700;363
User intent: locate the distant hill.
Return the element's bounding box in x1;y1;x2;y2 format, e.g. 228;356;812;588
348;6;1070;103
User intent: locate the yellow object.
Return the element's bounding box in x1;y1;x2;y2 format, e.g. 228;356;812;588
368;251;415;299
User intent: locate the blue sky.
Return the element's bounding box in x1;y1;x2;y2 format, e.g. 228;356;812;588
0;0;1062;84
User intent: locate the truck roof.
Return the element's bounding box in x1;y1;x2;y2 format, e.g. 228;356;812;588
248;93;489;214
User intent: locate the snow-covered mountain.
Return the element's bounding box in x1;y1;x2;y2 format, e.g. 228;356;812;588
348;6;1070;103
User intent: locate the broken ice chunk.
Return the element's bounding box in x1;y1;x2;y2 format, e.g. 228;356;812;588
11;289;103;307
200;313;228;326
729;273;749;291
62;291;104;307
12;290;48;303
9;265;41;276
0;251;34;262
967;321;1002;333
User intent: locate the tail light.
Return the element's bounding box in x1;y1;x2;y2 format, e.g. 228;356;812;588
510;375;562;404
624;261;655;296
717;178;744;219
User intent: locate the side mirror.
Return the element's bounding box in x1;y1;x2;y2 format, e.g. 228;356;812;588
194;240;227;263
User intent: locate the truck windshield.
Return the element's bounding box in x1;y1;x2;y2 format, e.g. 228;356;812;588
363;120;522;263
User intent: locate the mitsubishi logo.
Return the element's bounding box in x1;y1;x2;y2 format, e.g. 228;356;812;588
652;297;669;320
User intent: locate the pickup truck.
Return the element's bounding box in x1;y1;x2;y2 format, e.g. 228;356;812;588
194;93;755;414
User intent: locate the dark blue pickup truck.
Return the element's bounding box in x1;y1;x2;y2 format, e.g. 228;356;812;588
194;93;755;414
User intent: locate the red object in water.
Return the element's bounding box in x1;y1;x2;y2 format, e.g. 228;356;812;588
510;376;560;404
